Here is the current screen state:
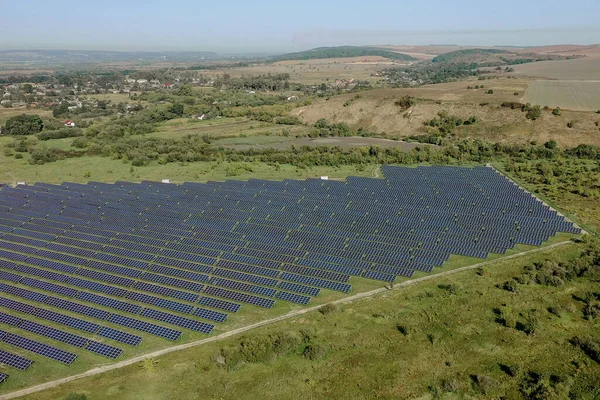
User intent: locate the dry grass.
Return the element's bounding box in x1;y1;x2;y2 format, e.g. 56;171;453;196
523;80;600;111
512;55;600;80
0;108;52;125
290;78;600;147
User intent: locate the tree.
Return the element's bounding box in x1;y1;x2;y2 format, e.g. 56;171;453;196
52;102;69;118
3;114;44;135
169;103;185;117
177;85;194;97
526;105;542;121
22;84;33;94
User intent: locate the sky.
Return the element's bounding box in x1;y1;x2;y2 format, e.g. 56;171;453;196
1;0;600;53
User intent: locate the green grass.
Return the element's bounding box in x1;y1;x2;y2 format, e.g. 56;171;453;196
18;241;600;400
150;118;309;140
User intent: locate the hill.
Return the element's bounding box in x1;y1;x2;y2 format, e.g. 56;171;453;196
432;48;574;66
272;46;415;62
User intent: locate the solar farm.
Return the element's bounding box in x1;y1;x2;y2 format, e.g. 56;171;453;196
0;165;580;390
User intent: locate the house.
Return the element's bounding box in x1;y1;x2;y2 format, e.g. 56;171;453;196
193;114;206;120
287;96;298;101
164;83;174;88
136;79;148;84
64;120;76;127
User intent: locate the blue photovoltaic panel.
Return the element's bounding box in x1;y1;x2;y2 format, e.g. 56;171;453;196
0;282;48;303
0;349;33;370
0;296;36;314
277;281;320;297
32;308;101;334
0;372;7;383
0;310;22;326
20;277;79;298
85;341;123;359
44;296;110;320
108;314;182;341
275;291;311;305
77;292;142;314
140;308;215;334
1;332;78;365
197;296;241;313
97;326;142;346
19;320;90;348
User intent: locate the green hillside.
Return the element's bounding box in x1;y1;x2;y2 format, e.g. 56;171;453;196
273;46;415;62
432;48;510;63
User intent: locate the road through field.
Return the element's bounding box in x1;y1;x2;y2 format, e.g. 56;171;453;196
0;240;576;400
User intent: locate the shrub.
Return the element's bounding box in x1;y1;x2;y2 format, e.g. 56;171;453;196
514;92;520;96
64;394;87;400
486;89;494;94
395;95;419;110
471;375;495;394
567;121;575;128
463;115;478;125
570;336;600;363
3;114;44;135
72;137;89;149
525;105;542;120
552;107;562;116
544;140;557;150
438;283;459;294
396;324;410;336
499;280;518;292
37;127;83;140
318;303;337;315
14;153;23;159
303;343;327;360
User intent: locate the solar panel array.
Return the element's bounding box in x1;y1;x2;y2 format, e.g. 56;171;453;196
0;165;579;377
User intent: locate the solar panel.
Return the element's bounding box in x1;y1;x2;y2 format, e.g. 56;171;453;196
197;296;241;313
85;341;123;359
97;326;142;346
140;308;215;334
77;292;142;314
276;291;311;305
1;332;77;365
0;349;33;370
108;314;182;341
0;372;7;383
44;296;111;320
19;320;90;348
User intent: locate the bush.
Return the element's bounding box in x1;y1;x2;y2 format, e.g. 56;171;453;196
463;115;478;125
567;121;575;128
438;283;460;294
552;107;562;116
514;92;520;96
570;336;600;363
525;105;542;120
38;127;83;140
471;375;495;394
544;140;557;150
318;303;337;315
395;95;419;110
64;394;87;400
14;153;23;159
486;89;494;94
499;280;518;292
3;114;44;135
72;137;89;149
303;343;327;360
396;324;410;336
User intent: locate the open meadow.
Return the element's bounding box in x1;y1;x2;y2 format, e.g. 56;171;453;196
523;80;600;111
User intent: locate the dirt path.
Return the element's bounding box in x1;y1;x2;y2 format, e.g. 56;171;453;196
0;240;575;400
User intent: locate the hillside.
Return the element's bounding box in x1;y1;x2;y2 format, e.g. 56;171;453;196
290;79;600;148
272;46;415;62
432;48;573;66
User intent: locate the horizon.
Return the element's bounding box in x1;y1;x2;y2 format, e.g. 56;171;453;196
2;0;600;52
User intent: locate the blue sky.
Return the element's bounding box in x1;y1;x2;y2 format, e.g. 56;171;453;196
1;0;599;52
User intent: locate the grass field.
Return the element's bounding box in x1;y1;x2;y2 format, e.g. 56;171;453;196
523;80;600;111
150;118;310;140
0;108;52;126
17;240;599;400
291;78;600;147
512;55;600;80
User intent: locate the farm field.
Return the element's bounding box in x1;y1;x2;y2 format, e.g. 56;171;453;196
512;55;600;80
523;80;600;111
